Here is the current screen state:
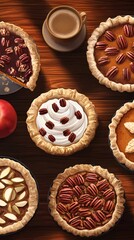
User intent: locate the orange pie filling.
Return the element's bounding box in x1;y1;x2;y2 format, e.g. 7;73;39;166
94;23;134;84
116;108;134;163
56;171;116;230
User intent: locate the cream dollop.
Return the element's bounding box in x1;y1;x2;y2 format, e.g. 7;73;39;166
36;98;88;146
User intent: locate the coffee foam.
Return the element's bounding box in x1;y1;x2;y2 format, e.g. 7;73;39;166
48;9;80;38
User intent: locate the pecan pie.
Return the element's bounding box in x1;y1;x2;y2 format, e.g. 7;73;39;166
0;21;40;91
0;157;38;235
87;15;134;92
109;101;134;171
49;164;125;237
26;88;98;156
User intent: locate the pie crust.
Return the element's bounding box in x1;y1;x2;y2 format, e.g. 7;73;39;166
0;157;38;235
49;164;125;237
87;15;134;92
0;21;40;91
26;88;98;156
109;101;134;171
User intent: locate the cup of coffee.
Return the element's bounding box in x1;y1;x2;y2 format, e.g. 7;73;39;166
45;5;86;40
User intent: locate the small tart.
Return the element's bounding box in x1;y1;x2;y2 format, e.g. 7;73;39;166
0;21;40;91
109;101;134;171
87;15;134;92
49;164;125;237
26;88;98;156
0;157;38;235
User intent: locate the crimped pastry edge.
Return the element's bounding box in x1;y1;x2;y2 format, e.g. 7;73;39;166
87;15;134;92
0;157;38;235
109;101;134;171
49;164;125;237
26;88;98;156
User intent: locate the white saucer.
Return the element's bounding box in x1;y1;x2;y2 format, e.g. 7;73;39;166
42;20;86;52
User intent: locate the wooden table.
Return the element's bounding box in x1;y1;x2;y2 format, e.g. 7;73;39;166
0;0;134;239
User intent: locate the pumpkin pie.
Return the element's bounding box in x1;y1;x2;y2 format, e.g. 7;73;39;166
26;88;98;156
49;164;125;237
0;21;40;91
0;157;38;235
109;101;134;170
87;15;134;92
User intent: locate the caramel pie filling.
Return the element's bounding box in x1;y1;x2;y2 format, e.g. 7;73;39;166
116;108;134;162
56;171;116;230
94;24;134;84
0;166;29;227
0;28;32;84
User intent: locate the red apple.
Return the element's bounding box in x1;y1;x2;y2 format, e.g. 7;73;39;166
0;99;17;138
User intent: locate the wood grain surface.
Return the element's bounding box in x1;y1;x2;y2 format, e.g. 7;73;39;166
0;0;134;239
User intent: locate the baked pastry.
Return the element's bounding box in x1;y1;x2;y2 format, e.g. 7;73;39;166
87;15;134;92
0;21;40;91
0;157;38;235
109;101;134;171
49;164;125;237
26;88;98;156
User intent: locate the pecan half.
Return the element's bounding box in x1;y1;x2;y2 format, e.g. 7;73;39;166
39;108;48;115
123;68;130;81
126;51;134;61
59;98;66;107
59;187;73;196
95;41;107;50
75;111;82;119
116;53;126;64
56;202;67;214
0;55;11;64
97;179;109;191
69;202;79;214
106;66;118;79
5;47;13;54
84;217;96;229
39;128;46;136
73;185;83;197
116;35;128;49
103;189;115;200
87;183;98;196
74;174;84;185
63;129;71;136
98;56;110;66
14;37;24;44
52;103;59;112
45;121;54;129
104;200;115;212
48;135;55;142
104;30;116;41
123;24;134;37
105;47;119;55
60;117;69;124
59;193;72;204
68;133;76;142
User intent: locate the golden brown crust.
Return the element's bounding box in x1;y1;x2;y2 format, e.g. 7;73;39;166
109;101;134;171
87;15;134;92
0;21;40;91
26;88;98;156
0;157;38;235
49;164;125;237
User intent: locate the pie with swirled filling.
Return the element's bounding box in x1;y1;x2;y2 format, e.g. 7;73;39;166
0;157;38;235
109;101;134;171
49;164;125;237
0;21;40;91
26;88;98;156
87;15;134;92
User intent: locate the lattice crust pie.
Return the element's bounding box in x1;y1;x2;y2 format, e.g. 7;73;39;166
49;164;125;237
0;157;38;235
109;101;134;171
26;88;98;156
0;21;40;91
87;15;134;92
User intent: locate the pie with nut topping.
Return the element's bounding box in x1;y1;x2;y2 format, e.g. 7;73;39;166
109;101;134;171
49;164;125;237
26;88;98;156
0;157;38;235
0;21;40;91
87;15;134;92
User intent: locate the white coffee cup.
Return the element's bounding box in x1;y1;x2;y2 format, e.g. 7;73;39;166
46;5;86;40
